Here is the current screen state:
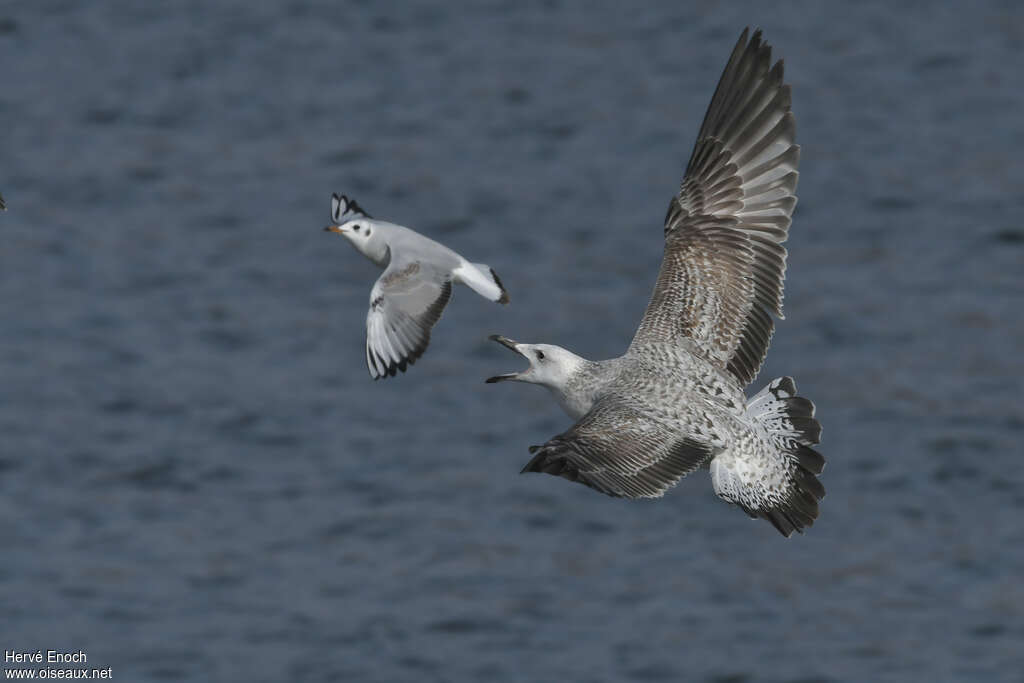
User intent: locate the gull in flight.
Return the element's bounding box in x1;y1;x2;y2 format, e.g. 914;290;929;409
325;194;509;379
487;28;824;536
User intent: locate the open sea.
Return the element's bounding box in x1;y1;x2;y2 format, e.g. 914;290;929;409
2;1;1023;681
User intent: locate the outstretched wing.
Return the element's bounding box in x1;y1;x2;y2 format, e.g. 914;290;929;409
332;193;371;221
521;396;715;498
630;28;799;387
365;258;452;379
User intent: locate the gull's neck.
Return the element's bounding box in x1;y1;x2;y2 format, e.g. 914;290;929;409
545;357;604;420
353;221;392;267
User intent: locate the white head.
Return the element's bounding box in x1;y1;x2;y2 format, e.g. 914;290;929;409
485;335;587;390
324;193;388;264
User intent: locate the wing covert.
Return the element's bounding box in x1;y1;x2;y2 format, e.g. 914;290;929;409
365;259;452;379
521;397;715;499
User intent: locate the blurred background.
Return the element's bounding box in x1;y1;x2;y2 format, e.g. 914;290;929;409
2;1;1022;681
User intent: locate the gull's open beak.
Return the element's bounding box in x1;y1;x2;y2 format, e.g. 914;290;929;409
485;334;525;383
324;225;345;234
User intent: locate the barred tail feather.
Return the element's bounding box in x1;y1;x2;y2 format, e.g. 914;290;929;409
711;376;825;537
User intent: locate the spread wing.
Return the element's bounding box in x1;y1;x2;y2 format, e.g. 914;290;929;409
630;28;799;387
365;258;452;379
520;396;715;498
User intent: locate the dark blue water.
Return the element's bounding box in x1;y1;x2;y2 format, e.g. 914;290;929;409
3;2;1023;681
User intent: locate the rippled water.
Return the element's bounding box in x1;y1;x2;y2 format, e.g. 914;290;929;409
2;2;1023;681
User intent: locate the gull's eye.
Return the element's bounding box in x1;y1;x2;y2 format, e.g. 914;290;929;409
535;350;545;360
353;225;361;232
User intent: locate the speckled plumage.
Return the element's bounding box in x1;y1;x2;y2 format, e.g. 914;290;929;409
491;28;824;537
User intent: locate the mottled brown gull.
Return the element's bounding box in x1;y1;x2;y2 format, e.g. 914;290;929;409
486;28;824;536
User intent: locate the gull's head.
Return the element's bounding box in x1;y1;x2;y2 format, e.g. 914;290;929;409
324;193;380;255
485;335;585;389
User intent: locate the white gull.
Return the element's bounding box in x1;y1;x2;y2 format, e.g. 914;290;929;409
325;194;508;379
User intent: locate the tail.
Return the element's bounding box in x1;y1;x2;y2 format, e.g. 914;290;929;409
454;262;510;304
710;377;825;537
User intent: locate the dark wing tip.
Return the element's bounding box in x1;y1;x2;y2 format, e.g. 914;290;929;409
372;344;423;381
520;446;579;482
520;450;549;474
489;268;510;304
334;193;372;219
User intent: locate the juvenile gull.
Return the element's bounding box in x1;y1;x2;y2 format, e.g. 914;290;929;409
325;194;509;379
487;29;824;536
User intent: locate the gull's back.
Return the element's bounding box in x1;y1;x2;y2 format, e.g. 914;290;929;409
373;221;462;270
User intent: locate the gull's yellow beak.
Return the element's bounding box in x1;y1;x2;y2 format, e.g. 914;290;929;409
324;225;346;234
